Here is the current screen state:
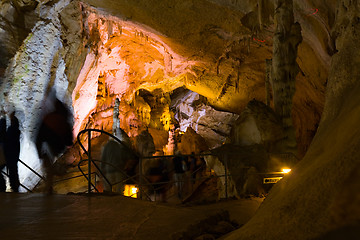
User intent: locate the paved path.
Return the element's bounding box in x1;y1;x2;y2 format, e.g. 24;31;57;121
0;193;262;240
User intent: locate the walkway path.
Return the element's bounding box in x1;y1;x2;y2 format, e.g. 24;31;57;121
0;193;262;239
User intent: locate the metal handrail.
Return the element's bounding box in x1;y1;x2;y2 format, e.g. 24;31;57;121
18;159;45;180
0;159;45;192
1;169;33;192
53;171;98;183
140;153;216;201
77;128;146;195
77;128;139;159
75;128;297;200
76;157;155;200
76;129;230;199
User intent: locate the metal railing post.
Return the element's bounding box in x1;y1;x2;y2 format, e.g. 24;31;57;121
88;129;91;194
139;157;143;199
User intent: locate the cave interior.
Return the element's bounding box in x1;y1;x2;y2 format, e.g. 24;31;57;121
0;0;359;239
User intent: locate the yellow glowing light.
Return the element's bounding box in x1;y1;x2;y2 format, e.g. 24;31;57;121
282;168;291;174
124;184;138;198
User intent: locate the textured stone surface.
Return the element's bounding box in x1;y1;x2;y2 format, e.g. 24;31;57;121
1;1;359;239
223;1;360;239
0;0;333;191
0;0;77;190
229;100;285;150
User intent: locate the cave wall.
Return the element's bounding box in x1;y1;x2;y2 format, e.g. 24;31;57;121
224;0;360;239
81;0;330;157
0;0;86;190
0;0;38;74
1;1;358;238
0;0;336;194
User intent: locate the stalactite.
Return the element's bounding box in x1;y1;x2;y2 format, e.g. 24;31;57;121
272;0;302;153
118;24;122;35
96;72;105;100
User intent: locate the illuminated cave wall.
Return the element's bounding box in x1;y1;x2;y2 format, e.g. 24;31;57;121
0;0;77;191
0;0;240;190
72;4;198;137
0;0;331;191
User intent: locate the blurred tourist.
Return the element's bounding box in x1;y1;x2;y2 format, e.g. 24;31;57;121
172;150;187;199
36;97;73;194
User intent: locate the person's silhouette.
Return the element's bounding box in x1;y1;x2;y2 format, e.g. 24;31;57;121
36;98;73;194
0;113;7;192
4;112;21;192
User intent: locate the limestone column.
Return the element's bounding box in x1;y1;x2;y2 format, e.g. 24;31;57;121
272;0;302;153
163;123;176;155
112;98;120;134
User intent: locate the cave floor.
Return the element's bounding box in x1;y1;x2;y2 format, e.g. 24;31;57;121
0;193;262;239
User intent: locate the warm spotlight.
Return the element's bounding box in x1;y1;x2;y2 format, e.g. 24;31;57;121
124;184;138;198
282;168;291;174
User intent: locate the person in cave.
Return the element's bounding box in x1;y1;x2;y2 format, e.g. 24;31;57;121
172;150;187;199
145;151;169;202
0;112;7;192
3;112;21;192
189;152;205;185
35;97;74;194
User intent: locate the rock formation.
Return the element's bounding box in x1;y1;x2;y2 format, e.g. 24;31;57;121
271;0;302;154
224;0;360;239
0;0;359;238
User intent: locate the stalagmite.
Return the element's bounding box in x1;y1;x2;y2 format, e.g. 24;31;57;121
163;124;176;155
112;98;120;133
271;0;302;153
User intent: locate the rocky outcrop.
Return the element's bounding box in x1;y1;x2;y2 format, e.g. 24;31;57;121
173;90;239;149
0;0;39;76
178;127;209;155
229;100;285;150
211;144;269;197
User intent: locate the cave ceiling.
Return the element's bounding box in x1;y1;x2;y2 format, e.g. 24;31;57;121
77;0;332;153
